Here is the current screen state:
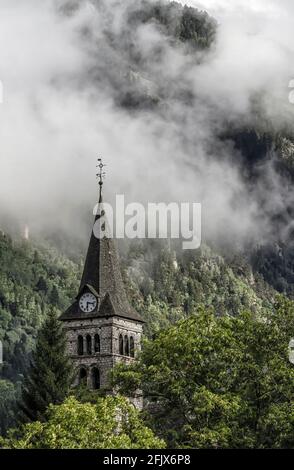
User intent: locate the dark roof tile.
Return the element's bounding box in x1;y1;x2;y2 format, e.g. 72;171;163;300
60;200;144;323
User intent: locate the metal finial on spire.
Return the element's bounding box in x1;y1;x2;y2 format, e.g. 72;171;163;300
96;157;106;202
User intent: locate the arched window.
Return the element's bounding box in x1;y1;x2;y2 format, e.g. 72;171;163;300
124;335;129;356
94;334;100;353
92;368;100;390
119;334;124;355
130;336;135;358
77;335;84;356
86;335;92;355
79;367;87;385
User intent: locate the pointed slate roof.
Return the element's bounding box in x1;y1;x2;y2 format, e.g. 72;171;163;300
60;196;144;323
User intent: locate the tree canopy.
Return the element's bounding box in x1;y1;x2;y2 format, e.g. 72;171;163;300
20;310;73;422
113;297;294;448
0;396;165;449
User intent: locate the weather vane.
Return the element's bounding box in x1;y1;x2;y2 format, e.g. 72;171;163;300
96;157;106;201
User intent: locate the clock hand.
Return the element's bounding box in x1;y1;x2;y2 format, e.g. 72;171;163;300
86;301;95;308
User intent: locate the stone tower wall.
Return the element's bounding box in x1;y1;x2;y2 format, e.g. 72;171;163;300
63;316;143;394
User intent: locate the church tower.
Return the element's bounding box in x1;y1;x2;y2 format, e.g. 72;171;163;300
59;160;144;406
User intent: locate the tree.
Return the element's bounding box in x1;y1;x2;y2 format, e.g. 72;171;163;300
36;276;48;294
19;309;73;422
113;298;294;448
1;396;165;449
0;380;17;435
49;285;60;307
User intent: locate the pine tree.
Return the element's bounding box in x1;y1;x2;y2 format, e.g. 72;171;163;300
49;285;60;306
19;309;73;422
36;276;48;294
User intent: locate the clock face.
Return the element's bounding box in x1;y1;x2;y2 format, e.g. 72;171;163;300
79;292;97;313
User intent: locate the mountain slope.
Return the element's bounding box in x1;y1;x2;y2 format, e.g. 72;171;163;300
0;232;278;433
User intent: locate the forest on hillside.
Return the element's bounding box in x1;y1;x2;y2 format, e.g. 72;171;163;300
0;231;290;439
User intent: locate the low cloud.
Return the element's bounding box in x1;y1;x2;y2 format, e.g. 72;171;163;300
0;0;293;248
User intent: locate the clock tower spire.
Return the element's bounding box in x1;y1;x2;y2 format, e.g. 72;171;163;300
59;160;144;408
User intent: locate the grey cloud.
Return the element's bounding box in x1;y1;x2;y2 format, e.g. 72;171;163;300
0;0;293;248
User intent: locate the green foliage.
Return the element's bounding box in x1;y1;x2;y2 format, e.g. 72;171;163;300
0;234;79;383
0;233;80;432
252;243;294;297
0;396;165;449
49;285;60;306
125;244;275;337
73;382;108;403
20;310;74;422
0;232;288;445
113;297;294;448
0;380;18;436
